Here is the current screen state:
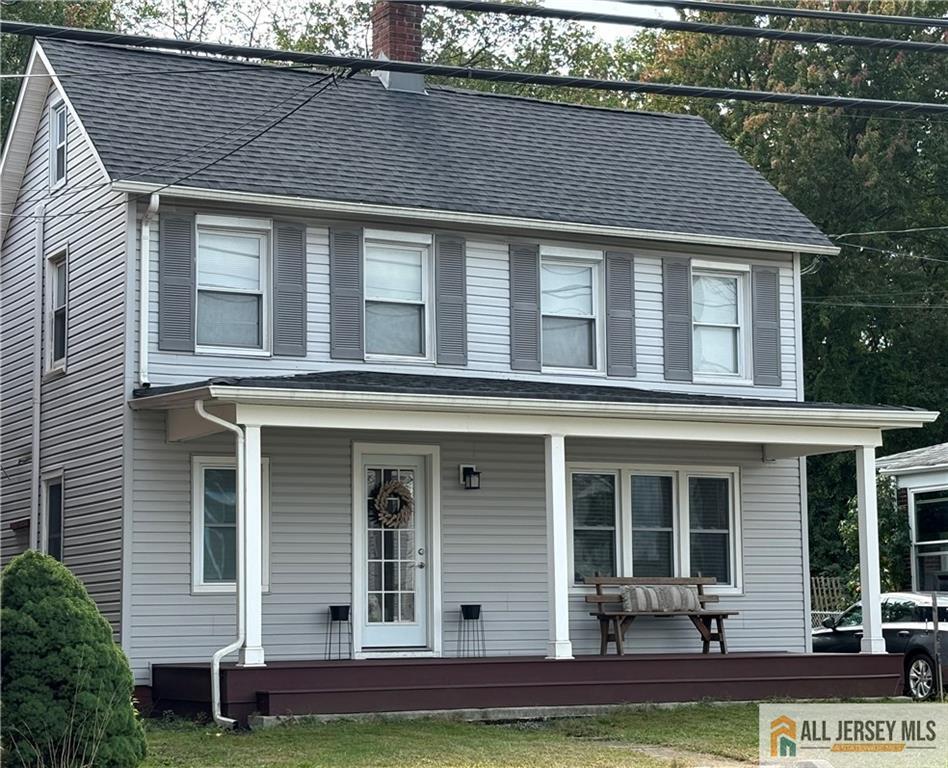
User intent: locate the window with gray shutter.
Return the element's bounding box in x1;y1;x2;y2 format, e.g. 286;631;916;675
329;226;364;360
605;251;635;377
273;221;307;357
509;243;541;371
751;265;781;386
158;213;196;351
662;256;692;381
435;235;467;366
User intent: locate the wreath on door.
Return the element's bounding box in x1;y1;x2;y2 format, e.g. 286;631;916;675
374;479;414;528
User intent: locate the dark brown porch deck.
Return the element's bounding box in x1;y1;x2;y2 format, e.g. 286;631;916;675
147;652;904;724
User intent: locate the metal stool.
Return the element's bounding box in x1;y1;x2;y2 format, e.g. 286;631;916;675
325;604;352;660
456;604;485;657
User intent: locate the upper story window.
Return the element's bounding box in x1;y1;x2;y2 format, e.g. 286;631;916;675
49;101;67;188
46;250;67;372
541;248;603;371
364;230;432;359
195;216;270;353
692;264;748;378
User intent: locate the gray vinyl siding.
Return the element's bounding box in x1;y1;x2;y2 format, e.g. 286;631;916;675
143;211;800;401
126;413;806;683
0;83;128;634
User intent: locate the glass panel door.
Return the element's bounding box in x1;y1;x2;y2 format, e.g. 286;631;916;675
361;455;428;648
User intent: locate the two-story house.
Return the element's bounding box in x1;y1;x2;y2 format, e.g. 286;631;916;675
1;3;938;724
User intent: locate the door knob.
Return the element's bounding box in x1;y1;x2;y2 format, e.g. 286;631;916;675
417;562;426;569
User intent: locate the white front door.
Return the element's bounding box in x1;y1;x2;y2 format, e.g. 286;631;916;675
360;454;429;649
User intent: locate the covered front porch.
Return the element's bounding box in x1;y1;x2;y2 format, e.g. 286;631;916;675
128;372;936;721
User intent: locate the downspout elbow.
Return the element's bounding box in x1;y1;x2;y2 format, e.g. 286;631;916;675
138;193;159;387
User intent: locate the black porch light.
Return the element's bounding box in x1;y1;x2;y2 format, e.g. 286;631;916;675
460;464;481;490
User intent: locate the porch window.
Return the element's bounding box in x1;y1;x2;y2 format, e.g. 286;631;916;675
692;269;746;377
364;231;431;359
196;218;270;351
913;488;948;592
46;250;68;371
570;472;617;582
43;475;64;561
541;249;602;370
191;456;270;593
50;101;67;187
630;474;675;577
687;476;733;585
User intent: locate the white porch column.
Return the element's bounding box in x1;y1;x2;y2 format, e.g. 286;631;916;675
239;424;266;666
855;445;885;654
545;434;573;659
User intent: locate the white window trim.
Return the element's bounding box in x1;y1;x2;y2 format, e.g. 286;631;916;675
540;249;606;375
41;469;65;561
691;267;752;384
363;231;435;363
49;100;67;190
908;484;948;591
567;462;743;595
191;455;271;594
194;217;272;357
45;248;68;375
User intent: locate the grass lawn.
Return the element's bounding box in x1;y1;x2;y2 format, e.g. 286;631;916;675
142;703;759;768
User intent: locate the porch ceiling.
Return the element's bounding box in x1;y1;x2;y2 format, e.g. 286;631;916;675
129;372;938;457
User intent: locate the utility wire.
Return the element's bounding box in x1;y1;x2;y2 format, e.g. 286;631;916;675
2;22;946;115
802;299;948;309
830;225;948;238
393;0;948;53
833;241;948;265
613;0;948;29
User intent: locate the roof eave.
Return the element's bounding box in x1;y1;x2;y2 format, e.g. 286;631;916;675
112;180;840;256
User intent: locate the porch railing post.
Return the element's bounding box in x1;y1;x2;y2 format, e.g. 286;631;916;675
545;434;573;659
855;445;885;654
240;423;266;667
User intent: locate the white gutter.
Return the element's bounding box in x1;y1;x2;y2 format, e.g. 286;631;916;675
878;462;948;476
30;199;47;549
138;193;159;386
194;400;245;730
111;180;841;257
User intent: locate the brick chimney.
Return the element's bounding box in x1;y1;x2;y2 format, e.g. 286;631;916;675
371;1;425;92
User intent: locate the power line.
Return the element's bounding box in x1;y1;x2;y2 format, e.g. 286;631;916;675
802;299;948;309
833;240;948;265
2;22;946;115
613;0;948;29
394;0;948;53
830;225;948;238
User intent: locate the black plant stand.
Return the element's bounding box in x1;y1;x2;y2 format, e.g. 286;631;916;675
325;604;352;660
456;604;485;657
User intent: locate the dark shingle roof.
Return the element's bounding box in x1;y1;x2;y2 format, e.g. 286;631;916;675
132;370;922;412
877;442;948;472
42;39;833;250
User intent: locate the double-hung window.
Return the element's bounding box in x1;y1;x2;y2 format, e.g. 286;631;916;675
50;101;67;187
570;465;742;592
196;217;270;352
43;474;64;561
911;489;948;592
191;456;270;593
692;266;747;378
541;248;602;370
364;230;432;359
47;251;67;371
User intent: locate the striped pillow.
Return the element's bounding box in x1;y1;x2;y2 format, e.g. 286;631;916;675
621;585;662;612
621;585;701;612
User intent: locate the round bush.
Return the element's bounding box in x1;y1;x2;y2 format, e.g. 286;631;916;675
1;551;146;767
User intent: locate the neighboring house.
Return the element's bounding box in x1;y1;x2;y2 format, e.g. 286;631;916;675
878;443;948;592
0;3;939;720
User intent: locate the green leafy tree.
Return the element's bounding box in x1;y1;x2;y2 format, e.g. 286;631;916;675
839;474;911;597
1;551;146;768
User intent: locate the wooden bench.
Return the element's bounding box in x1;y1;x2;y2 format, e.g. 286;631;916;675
584;576;738;655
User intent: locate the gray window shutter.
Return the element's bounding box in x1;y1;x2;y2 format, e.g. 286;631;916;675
435;235;467;366
509;242;541;371
329;226;364;360
158;213;195;352
752;265;781;386
605;251;636;377
273;221;307;357
662;256;692;382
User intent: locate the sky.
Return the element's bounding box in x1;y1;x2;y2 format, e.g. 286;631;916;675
545;1;676;41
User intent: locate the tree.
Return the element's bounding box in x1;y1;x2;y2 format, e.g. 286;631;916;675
629;0;948;578
1;551;146;768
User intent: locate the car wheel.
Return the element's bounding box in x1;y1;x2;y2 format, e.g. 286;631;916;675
906;654;936;701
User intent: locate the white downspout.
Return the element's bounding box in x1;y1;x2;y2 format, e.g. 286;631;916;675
138;193;159;386
194;400;245;729
30;200;48;550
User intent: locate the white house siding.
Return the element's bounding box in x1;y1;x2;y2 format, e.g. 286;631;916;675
0;84;128;635
142;209;800;401
127;411;806;684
